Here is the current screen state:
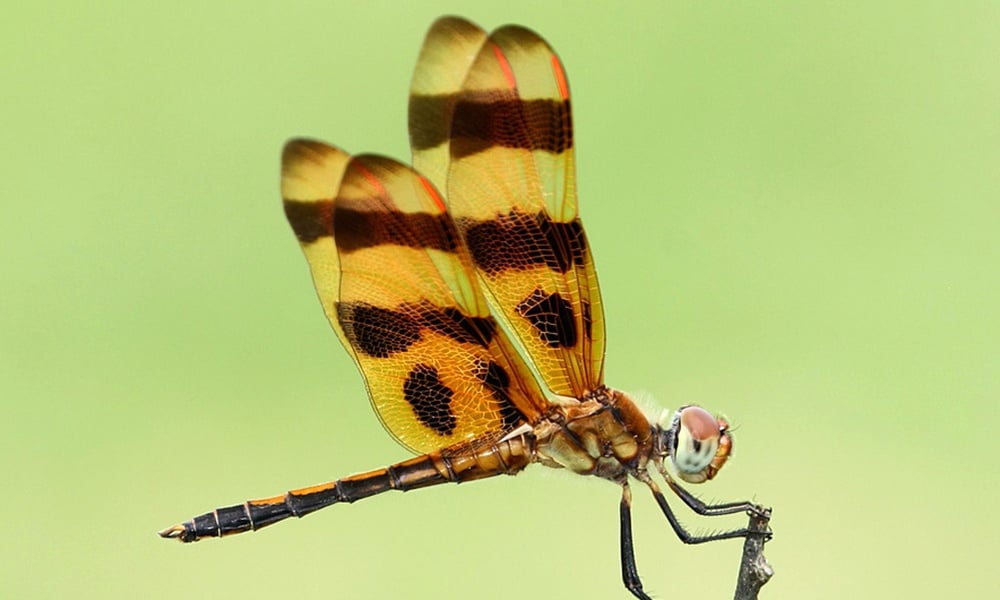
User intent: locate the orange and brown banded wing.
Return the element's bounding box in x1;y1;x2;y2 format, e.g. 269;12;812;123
282;141;548;454
280;140;355;359
410;23;605;399
408;16;488;195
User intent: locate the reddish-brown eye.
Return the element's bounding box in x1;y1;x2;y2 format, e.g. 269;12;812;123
672;406;723;483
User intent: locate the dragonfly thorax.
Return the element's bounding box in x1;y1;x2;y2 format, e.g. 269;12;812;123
531;387;656;482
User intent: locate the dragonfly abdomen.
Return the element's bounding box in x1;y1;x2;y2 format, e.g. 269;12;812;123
159;433;534;543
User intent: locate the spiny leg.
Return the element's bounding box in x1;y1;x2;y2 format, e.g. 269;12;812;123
654;461;766;518
637;472;753;545
619;481;653;600
666;478;769;519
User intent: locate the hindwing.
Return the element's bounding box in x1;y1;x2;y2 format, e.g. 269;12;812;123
282;140;547;453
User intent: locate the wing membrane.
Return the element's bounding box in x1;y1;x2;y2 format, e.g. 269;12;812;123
283;139;548;453
410;18;605;399
409;16;489;194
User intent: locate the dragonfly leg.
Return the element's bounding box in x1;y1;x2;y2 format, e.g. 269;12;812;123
653;462;768;518
637;472;753;545
619;481;653;600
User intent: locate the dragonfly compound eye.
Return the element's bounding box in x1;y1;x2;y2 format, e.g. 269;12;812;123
671;406;732;483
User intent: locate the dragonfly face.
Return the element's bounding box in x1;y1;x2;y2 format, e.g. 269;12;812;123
660;405;734;484
159;16;769;600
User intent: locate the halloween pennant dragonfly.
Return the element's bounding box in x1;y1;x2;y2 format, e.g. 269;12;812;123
160;16;768;599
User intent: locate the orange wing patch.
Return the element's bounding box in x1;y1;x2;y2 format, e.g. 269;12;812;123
410;19;605;399
282;140;548;454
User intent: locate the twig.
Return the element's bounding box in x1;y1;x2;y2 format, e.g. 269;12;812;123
733;507;773;600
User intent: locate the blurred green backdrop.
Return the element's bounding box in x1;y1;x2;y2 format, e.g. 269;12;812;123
3;1;997;598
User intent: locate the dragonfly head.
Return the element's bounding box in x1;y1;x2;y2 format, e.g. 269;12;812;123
659;405;733;484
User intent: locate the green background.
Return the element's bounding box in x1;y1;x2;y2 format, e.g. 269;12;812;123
3;1;997;598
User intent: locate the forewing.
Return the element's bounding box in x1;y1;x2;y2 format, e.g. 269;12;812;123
409;16;488;195
282;139;547;454
410;22;605;399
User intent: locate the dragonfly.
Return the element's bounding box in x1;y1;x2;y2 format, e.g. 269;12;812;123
159;16;768;600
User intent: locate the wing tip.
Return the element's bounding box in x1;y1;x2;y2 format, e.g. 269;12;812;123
281;139;351;202
427;15;482;38
282;138;342;169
